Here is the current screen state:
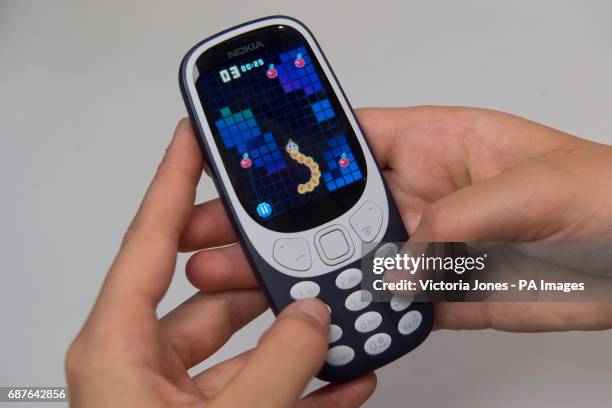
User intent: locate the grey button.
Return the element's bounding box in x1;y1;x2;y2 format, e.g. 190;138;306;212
273;238;312;271
328;324;343;343
320;229;349;260
335;268;363;290
375;242;398;259
345;289;373;311
390;295;413;312
350;201;383;242
326;345;355;366
364;332;392;355
289;281;320;300
314;225;355;266
354;311;382;333
398;310;422;335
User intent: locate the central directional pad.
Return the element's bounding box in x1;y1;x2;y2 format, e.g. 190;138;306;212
314;225;354;265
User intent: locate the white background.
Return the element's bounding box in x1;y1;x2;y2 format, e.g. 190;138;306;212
1;1;611;407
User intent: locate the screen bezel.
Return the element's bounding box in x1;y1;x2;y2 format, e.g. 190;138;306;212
193;24;368;233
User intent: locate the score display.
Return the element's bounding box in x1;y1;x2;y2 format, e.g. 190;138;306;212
219;58;265;83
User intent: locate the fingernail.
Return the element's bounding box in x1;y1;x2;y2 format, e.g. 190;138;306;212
299;299;330;328
173;118;190;137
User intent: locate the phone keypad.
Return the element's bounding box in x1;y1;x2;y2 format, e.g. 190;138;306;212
297;264;426;371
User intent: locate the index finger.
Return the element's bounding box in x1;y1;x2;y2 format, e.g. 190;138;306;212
355;108;400;169
96;119;203;313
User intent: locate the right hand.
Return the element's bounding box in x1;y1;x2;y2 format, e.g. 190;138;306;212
181;106;612;333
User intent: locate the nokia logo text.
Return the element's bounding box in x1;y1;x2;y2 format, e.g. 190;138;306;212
227;41;264;58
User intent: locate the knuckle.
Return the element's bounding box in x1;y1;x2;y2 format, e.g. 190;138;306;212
421;202;453;241
184;251;202;278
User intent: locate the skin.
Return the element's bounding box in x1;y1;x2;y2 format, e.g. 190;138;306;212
67;107;612;407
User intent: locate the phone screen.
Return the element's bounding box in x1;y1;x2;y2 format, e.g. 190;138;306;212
194;24;367;232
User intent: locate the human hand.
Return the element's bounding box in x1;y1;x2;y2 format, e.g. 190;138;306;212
183;107;612;333
65;120;376;408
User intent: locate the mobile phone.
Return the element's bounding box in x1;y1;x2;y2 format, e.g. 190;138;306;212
179;16;433;382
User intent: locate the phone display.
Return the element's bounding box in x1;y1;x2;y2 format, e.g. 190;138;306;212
194;25;366;232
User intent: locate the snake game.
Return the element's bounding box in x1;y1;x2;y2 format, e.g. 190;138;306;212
195;29;367;231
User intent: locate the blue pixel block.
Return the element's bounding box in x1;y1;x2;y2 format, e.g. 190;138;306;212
321;133;364;191
277;47;322;96
310;99;335;122
215;108;286;174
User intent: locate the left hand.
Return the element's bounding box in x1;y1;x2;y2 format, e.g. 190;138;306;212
65;119;377;408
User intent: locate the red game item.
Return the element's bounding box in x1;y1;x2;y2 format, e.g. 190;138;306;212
339;152;349;167
240;153;252;169
266;64;278;79
294;53;305;68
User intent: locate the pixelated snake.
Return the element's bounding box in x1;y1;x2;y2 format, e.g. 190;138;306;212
285;139;321;194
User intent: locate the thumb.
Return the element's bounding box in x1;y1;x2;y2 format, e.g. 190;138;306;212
413;162;573;242
211;299;330;408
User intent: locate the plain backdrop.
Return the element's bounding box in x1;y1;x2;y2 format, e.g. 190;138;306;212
1;1;612;407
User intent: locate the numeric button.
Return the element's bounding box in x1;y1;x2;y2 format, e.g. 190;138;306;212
290;281;320;300
335;268;362;290
364;333;392;355
345;290;372;311
355;311;382;333
326;345;355;366
375;242;398;259
328;324;343;343
398;310;422;335
390;295;413;312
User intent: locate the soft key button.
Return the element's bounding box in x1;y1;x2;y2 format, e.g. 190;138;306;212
364;333;392;355
314;225;354;265
335;268;363;290
326;345;355;366
350;201;383;242
289;281;320;300
355;311;382;333
273;238;312;271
